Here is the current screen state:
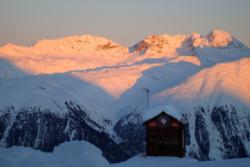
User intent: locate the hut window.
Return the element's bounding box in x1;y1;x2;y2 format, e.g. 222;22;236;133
171;122;179;128
149;121;157;127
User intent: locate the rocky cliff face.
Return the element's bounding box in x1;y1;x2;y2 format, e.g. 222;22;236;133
1;103;249;162
0;101;129;163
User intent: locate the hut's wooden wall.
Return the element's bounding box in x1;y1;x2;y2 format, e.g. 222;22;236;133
145;113;184;157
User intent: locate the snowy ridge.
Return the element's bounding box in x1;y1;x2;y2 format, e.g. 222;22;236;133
0;29;249;76
0;35;129;74
130;29;247;56
153;57;250;109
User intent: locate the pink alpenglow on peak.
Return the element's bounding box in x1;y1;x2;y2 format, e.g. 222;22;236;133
0;35;129;74
206;29;233;47
0;30;249;77
190;29;246;49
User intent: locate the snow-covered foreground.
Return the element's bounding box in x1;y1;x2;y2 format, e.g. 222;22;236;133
0;141;250;167
0;141;109;167
113;156;250;167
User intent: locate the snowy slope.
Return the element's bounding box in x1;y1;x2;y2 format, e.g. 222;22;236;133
153;57;250;109
0;58;27;81
0;73;118;126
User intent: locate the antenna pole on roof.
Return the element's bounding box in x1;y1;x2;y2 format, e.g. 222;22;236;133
142;88;150;108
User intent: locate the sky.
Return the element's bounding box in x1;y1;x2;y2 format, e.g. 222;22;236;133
0;0;250;47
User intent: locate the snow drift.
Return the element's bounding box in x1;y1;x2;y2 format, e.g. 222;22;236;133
0;141;250;167
0;141;109;167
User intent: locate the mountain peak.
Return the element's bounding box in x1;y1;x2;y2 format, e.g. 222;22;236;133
206;29;233;47
208;29;232;37
130;34;187;54
0;34;129;74
0;35;125;56
188;29;248;50
129;30;249;56
32;34;124;53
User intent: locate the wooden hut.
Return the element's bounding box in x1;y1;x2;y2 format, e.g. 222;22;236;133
143;105;185;157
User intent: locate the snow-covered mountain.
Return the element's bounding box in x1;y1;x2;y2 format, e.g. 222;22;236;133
0;30;250;162
0;35;129;75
